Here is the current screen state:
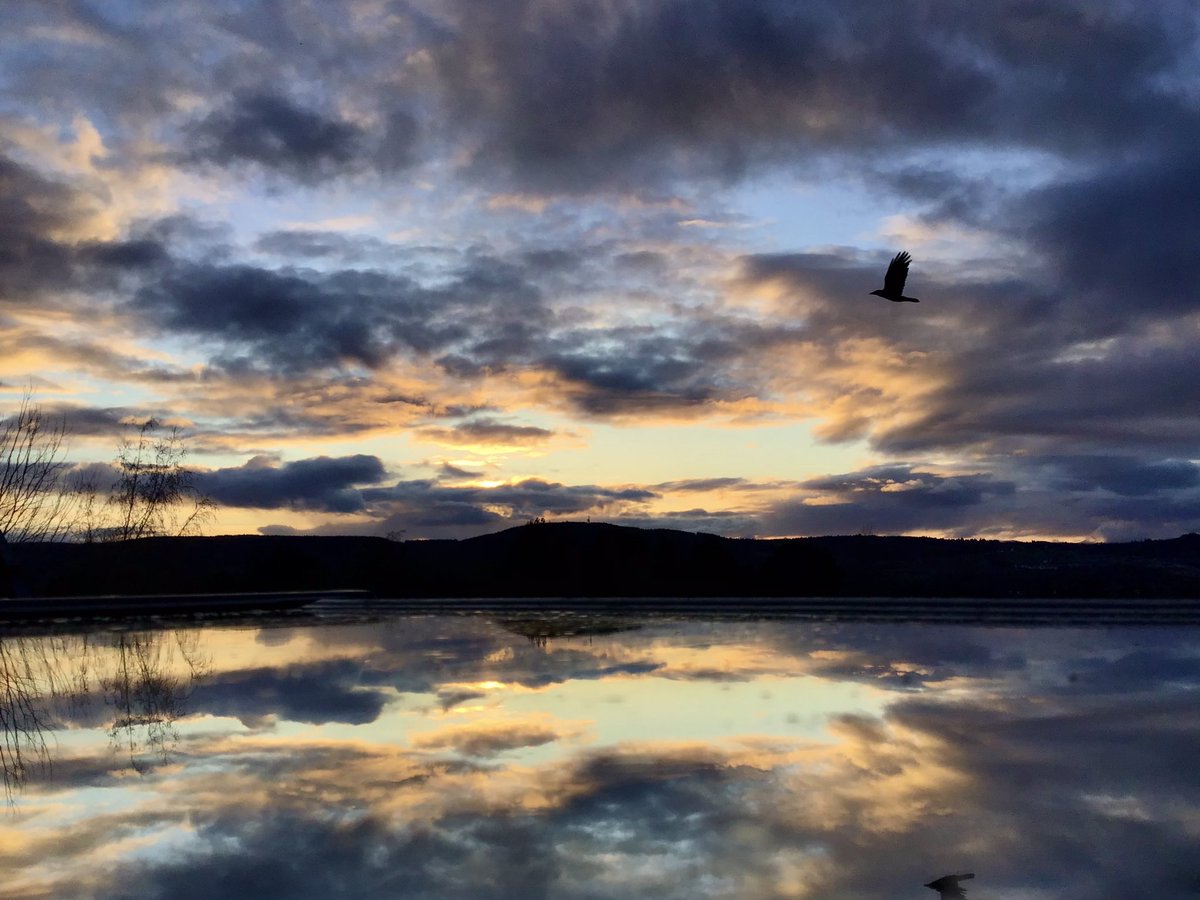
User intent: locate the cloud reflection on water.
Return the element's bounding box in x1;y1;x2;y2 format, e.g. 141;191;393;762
1;615;1198;898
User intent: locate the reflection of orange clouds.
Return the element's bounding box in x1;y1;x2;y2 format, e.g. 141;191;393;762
195;627;377;676
410;716;581;757
653;643;801;679
1;619;1031;898
818;714;969;834
6;701;986;899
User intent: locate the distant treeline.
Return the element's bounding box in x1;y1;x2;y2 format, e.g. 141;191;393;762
4;522;1200;600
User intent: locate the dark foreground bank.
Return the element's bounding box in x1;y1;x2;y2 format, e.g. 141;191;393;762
3;522;1199;601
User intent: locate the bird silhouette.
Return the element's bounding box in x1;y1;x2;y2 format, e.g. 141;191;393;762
924;873;974;898
870;250;920;302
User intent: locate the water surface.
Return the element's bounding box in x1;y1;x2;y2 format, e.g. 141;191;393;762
2;610;1198;898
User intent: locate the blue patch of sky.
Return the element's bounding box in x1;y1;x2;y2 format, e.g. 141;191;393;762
730;172;891;253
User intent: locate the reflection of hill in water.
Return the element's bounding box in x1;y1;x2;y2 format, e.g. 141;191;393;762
494;613;643;646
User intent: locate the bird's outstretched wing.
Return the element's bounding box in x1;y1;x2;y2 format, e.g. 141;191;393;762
883;250;911;296
925;873;975;898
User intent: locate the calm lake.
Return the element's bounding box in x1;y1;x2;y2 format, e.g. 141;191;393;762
2;607;1198;898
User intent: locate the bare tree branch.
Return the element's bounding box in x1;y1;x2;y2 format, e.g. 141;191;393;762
0;391;75;543
106;420;213;541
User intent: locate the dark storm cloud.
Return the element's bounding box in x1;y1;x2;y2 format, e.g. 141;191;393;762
1023;151;1200;326
801;466;1015;508
764;465;1017;536
428;0;1200;535
543;344;718;415
0;156;208;333
430;0;985;190
428;0;1199;191
531;317;795;417
9;2;1199;195
127;242;776;417
872;344;1200;458
183;93;365;183
78;238;171;270
1035;455;1200;497
30;404;141;437
131;261;484;373
0;153;80;299
195;454;388;512
754;457;1200;540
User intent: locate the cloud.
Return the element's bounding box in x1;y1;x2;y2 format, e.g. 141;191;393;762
15;1;1196;195
417;417;555;448
427;0;1199;192
651;477;747;493
428;0;986;191
132;262;454;373
761;464;1013;536
253;229;393;264
195;454;388;512
754;458;1200;540
411;720;566;757
202;449;1198;542
1023;151;1200;327
190;659;389;726
1035;455;1200;497
182;93;383;184
0;153;83;300
801;466;1015;508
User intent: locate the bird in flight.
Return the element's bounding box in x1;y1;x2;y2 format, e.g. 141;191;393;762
924;873;975;898
870;250;920;302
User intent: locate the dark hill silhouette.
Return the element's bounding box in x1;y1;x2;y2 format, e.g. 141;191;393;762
3;523;1199;601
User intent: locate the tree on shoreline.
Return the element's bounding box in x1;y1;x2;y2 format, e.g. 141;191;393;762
1;393;212;543
0;393;74;543
105;419;213;541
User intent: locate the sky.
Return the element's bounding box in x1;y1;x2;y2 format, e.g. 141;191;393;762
2;0;1199;541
